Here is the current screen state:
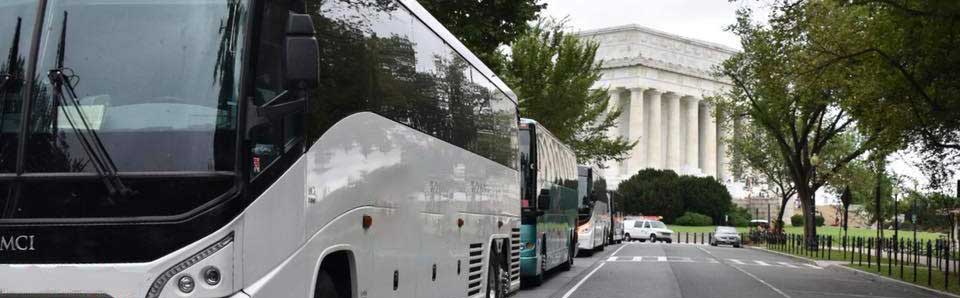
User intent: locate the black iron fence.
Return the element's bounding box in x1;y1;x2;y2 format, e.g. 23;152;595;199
748;232;957;291
656;231;958;291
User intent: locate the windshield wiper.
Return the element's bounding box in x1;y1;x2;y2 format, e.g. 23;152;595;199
0;17;23;93
48;11;133;199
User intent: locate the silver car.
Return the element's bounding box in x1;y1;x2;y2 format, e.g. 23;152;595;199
710;226;742;248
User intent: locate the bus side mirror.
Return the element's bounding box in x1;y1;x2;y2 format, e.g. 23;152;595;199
537;190;551;211
285;13;319;90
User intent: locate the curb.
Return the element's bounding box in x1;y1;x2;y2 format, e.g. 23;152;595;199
748;246;960;298
834;265;960;298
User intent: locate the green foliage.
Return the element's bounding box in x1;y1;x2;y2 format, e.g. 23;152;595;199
501;20;635;165
798;1;960;189
831;160;896;225
419;0;546;73
675;212;713;226
791;214;804;227
902;191;959;233
616;169;733;223
815;215;825;227
726;207;752;227
714;2;901;238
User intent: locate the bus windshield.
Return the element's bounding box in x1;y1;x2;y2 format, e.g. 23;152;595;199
0;0;247;220
23;0;245;173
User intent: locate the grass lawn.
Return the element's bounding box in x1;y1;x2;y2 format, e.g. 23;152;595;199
847;263;960;295
667;225;944;243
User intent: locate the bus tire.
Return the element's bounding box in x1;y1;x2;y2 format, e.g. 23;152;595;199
624;233;631;242
486;245;507;298
313;270;340;298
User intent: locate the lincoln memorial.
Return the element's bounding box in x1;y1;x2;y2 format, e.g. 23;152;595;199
579;24;739;188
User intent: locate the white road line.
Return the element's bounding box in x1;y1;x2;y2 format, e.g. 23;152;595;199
729;259;746;265
802;264;822;269
560;262;606;298
754;260;771;266
657;256;668;262
632;256;643;262
606;257;618;262
730;264;792;298
697;247;791;298
611;243;630;256
777;262;800;269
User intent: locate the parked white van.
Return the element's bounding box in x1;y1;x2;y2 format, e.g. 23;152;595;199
623;219;674;243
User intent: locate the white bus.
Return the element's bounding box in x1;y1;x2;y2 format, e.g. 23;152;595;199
575;165;610;253
0;1;521;298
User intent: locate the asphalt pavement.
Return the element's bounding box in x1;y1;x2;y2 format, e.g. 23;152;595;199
514;241;945;298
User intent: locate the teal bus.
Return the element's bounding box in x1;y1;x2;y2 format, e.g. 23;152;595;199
518;119;579;286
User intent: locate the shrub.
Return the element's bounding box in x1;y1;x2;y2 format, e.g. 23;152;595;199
727;206;752;227
815;215;825;227
675;212;713;226
791;214;804;227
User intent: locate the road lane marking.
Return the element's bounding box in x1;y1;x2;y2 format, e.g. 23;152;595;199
730;264;792;298
560;262;606;298
611;243;630;256
777;262;800;269
729;259;746;265
657;256;667;262
802;264;823;269
606;257;618;262
754;260;771;266
632;256;643;262
697;246;791;298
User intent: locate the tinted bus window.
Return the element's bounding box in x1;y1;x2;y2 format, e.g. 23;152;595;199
305;0;518;169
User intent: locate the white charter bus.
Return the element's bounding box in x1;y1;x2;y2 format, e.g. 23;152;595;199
0;0;521;298
575;165;610;252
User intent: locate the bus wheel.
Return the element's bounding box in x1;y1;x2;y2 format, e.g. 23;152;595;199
313;270;340;298
486;252;503;298
624;233;631;242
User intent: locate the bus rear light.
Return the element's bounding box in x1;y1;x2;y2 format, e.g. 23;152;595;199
457;218;464;228
521;199;529;208
362;215;373;230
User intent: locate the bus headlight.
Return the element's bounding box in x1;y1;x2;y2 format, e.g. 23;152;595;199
178;275;196;293
146;232;234;298
203;266;222;286
577;223;592;234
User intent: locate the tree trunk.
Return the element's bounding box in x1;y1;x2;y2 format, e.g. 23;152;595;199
775;194;790;234
798;185;818;249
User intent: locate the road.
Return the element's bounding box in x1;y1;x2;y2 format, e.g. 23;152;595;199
515;242;944;298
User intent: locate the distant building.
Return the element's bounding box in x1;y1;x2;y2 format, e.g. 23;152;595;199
579;24;739;189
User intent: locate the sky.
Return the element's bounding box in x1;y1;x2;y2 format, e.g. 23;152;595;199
540;0;955;194
540;0;761;49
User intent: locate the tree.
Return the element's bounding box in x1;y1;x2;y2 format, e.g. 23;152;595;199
795;1;960;189
726;116;795;232
839;186;852;240
714;4;899;247
616;169;733;224
502;20;635;165
419;0;546;73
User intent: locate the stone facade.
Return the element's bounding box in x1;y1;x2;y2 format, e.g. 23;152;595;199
579;24;739;189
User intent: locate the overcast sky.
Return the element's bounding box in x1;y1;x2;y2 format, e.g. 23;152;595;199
541;0;759;49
